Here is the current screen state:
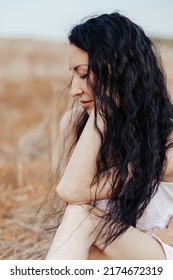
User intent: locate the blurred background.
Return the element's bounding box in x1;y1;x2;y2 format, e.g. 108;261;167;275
0;0;173;259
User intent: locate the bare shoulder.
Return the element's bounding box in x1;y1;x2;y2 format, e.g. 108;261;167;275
60;106;83;133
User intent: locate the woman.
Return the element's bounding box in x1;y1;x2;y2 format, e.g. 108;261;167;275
46;12;173;259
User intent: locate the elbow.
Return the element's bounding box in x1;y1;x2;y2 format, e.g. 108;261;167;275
56;182;72;202
56;182;88;204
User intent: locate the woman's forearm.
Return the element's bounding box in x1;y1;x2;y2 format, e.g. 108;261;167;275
45;204;101;260
56;109;106;203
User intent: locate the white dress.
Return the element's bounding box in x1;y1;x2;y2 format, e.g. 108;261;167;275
95;181;173;259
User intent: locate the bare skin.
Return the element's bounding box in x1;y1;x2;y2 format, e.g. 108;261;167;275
155;216;173;246
46;44;173;260
46;203;173;260
89;214;173;260
46;108;173;260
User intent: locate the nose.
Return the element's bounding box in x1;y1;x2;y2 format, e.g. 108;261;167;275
70;77;83;97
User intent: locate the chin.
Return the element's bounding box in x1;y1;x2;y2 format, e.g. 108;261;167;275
87;108;92;115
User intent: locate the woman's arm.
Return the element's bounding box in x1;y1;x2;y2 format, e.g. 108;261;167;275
46;204;166;260
56;109;113;204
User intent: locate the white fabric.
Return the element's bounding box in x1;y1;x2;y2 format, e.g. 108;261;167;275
147;232;173;260
95;181;173;259
136;181;173;259
136;181;173;232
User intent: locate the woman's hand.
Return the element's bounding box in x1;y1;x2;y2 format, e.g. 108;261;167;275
154;216;173;246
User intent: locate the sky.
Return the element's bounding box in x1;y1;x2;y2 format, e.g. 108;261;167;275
0;0;173;42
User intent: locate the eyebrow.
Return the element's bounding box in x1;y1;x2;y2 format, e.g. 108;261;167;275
70;64;88;71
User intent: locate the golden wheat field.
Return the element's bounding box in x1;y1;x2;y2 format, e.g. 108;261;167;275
0;38;173;260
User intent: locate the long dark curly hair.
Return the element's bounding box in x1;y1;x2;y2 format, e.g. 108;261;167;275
64;12;173;246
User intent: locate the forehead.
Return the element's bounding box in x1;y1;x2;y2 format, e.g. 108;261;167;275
69;44;88;69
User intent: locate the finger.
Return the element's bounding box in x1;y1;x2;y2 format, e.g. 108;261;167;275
167;215;173;229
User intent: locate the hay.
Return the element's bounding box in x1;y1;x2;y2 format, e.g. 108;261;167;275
0;39;68;259
0;38;173;260
0;185;51;259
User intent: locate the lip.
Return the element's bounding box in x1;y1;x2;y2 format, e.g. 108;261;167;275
80;100;93;103
80;100;93;108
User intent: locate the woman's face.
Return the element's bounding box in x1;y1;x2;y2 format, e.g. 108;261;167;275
68;44;94;115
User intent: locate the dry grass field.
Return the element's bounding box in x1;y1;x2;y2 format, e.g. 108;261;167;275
0;38;173;259
0;38;69;259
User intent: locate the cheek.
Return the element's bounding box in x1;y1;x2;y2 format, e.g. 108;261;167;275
85;83;93;97
87;91;93;98
86;73;95;98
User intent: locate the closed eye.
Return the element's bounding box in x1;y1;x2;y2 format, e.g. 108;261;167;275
80;74;87;79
